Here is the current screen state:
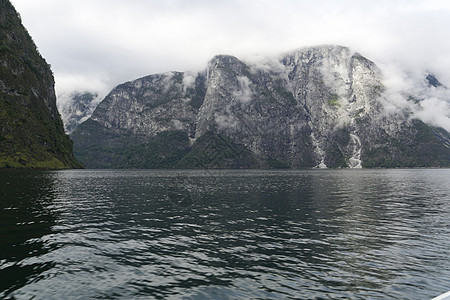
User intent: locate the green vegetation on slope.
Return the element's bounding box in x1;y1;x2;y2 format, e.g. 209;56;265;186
178;131;260;168
72;119;191;168
0;0;80;169
362;120;450;168
71;118;261;169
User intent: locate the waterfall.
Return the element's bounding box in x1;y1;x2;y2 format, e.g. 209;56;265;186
348;133;362;168
311;131;327;168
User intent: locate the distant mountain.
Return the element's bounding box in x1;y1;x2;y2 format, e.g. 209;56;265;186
71;45;450;169
0;0;80;169
426;74;445;88
58;91;101;134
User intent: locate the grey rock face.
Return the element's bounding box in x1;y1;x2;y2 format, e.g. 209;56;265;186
71;45;450;168
282;45;385;167
196;54;314;167
91;71;204;138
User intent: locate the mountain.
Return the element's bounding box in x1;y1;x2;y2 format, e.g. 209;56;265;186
0;0;80;169
71;45;450;169
426;74;444;88
58;91;101;134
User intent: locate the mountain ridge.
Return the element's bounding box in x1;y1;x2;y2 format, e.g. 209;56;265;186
71;45;450;169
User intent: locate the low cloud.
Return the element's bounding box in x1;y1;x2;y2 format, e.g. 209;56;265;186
233;76;253;105
380;64;450;131
416;97;450;131
55;73;111;100
9;0;450;131
215;112;239;132
182;72;197;94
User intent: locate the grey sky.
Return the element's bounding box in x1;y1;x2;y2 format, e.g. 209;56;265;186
8;0;450;130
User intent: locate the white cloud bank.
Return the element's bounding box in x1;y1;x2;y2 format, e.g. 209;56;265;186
9;0;450;130
381;63;450;131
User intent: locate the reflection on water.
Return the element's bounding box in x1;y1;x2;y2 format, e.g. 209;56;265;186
0;171;60;296
0;169;449;299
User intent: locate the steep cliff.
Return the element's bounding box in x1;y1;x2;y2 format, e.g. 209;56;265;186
71;45;450;168
0;0;80;168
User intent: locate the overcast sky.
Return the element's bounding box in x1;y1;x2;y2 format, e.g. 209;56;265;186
9;1;450;107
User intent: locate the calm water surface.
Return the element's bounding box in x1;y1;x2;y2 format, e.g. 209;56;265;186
0;169;449;299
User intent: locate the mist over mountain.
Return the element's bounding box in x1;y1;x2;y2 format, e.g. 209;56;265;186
57;91;101;134
71;45;450;169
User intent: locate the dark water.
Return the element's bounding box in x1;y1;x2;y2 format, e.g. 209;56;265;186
1;169;449;299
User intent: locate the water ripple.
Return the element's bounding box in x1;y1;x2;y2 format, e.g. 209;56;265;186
1;169;449;299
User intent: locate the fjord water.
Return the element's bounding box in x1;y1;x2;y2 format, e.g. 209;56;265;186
1;169;449;299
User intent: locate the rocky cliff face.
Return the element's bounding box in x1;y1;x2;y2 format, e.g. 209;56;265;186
71;45;450;168
0;0;80;169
